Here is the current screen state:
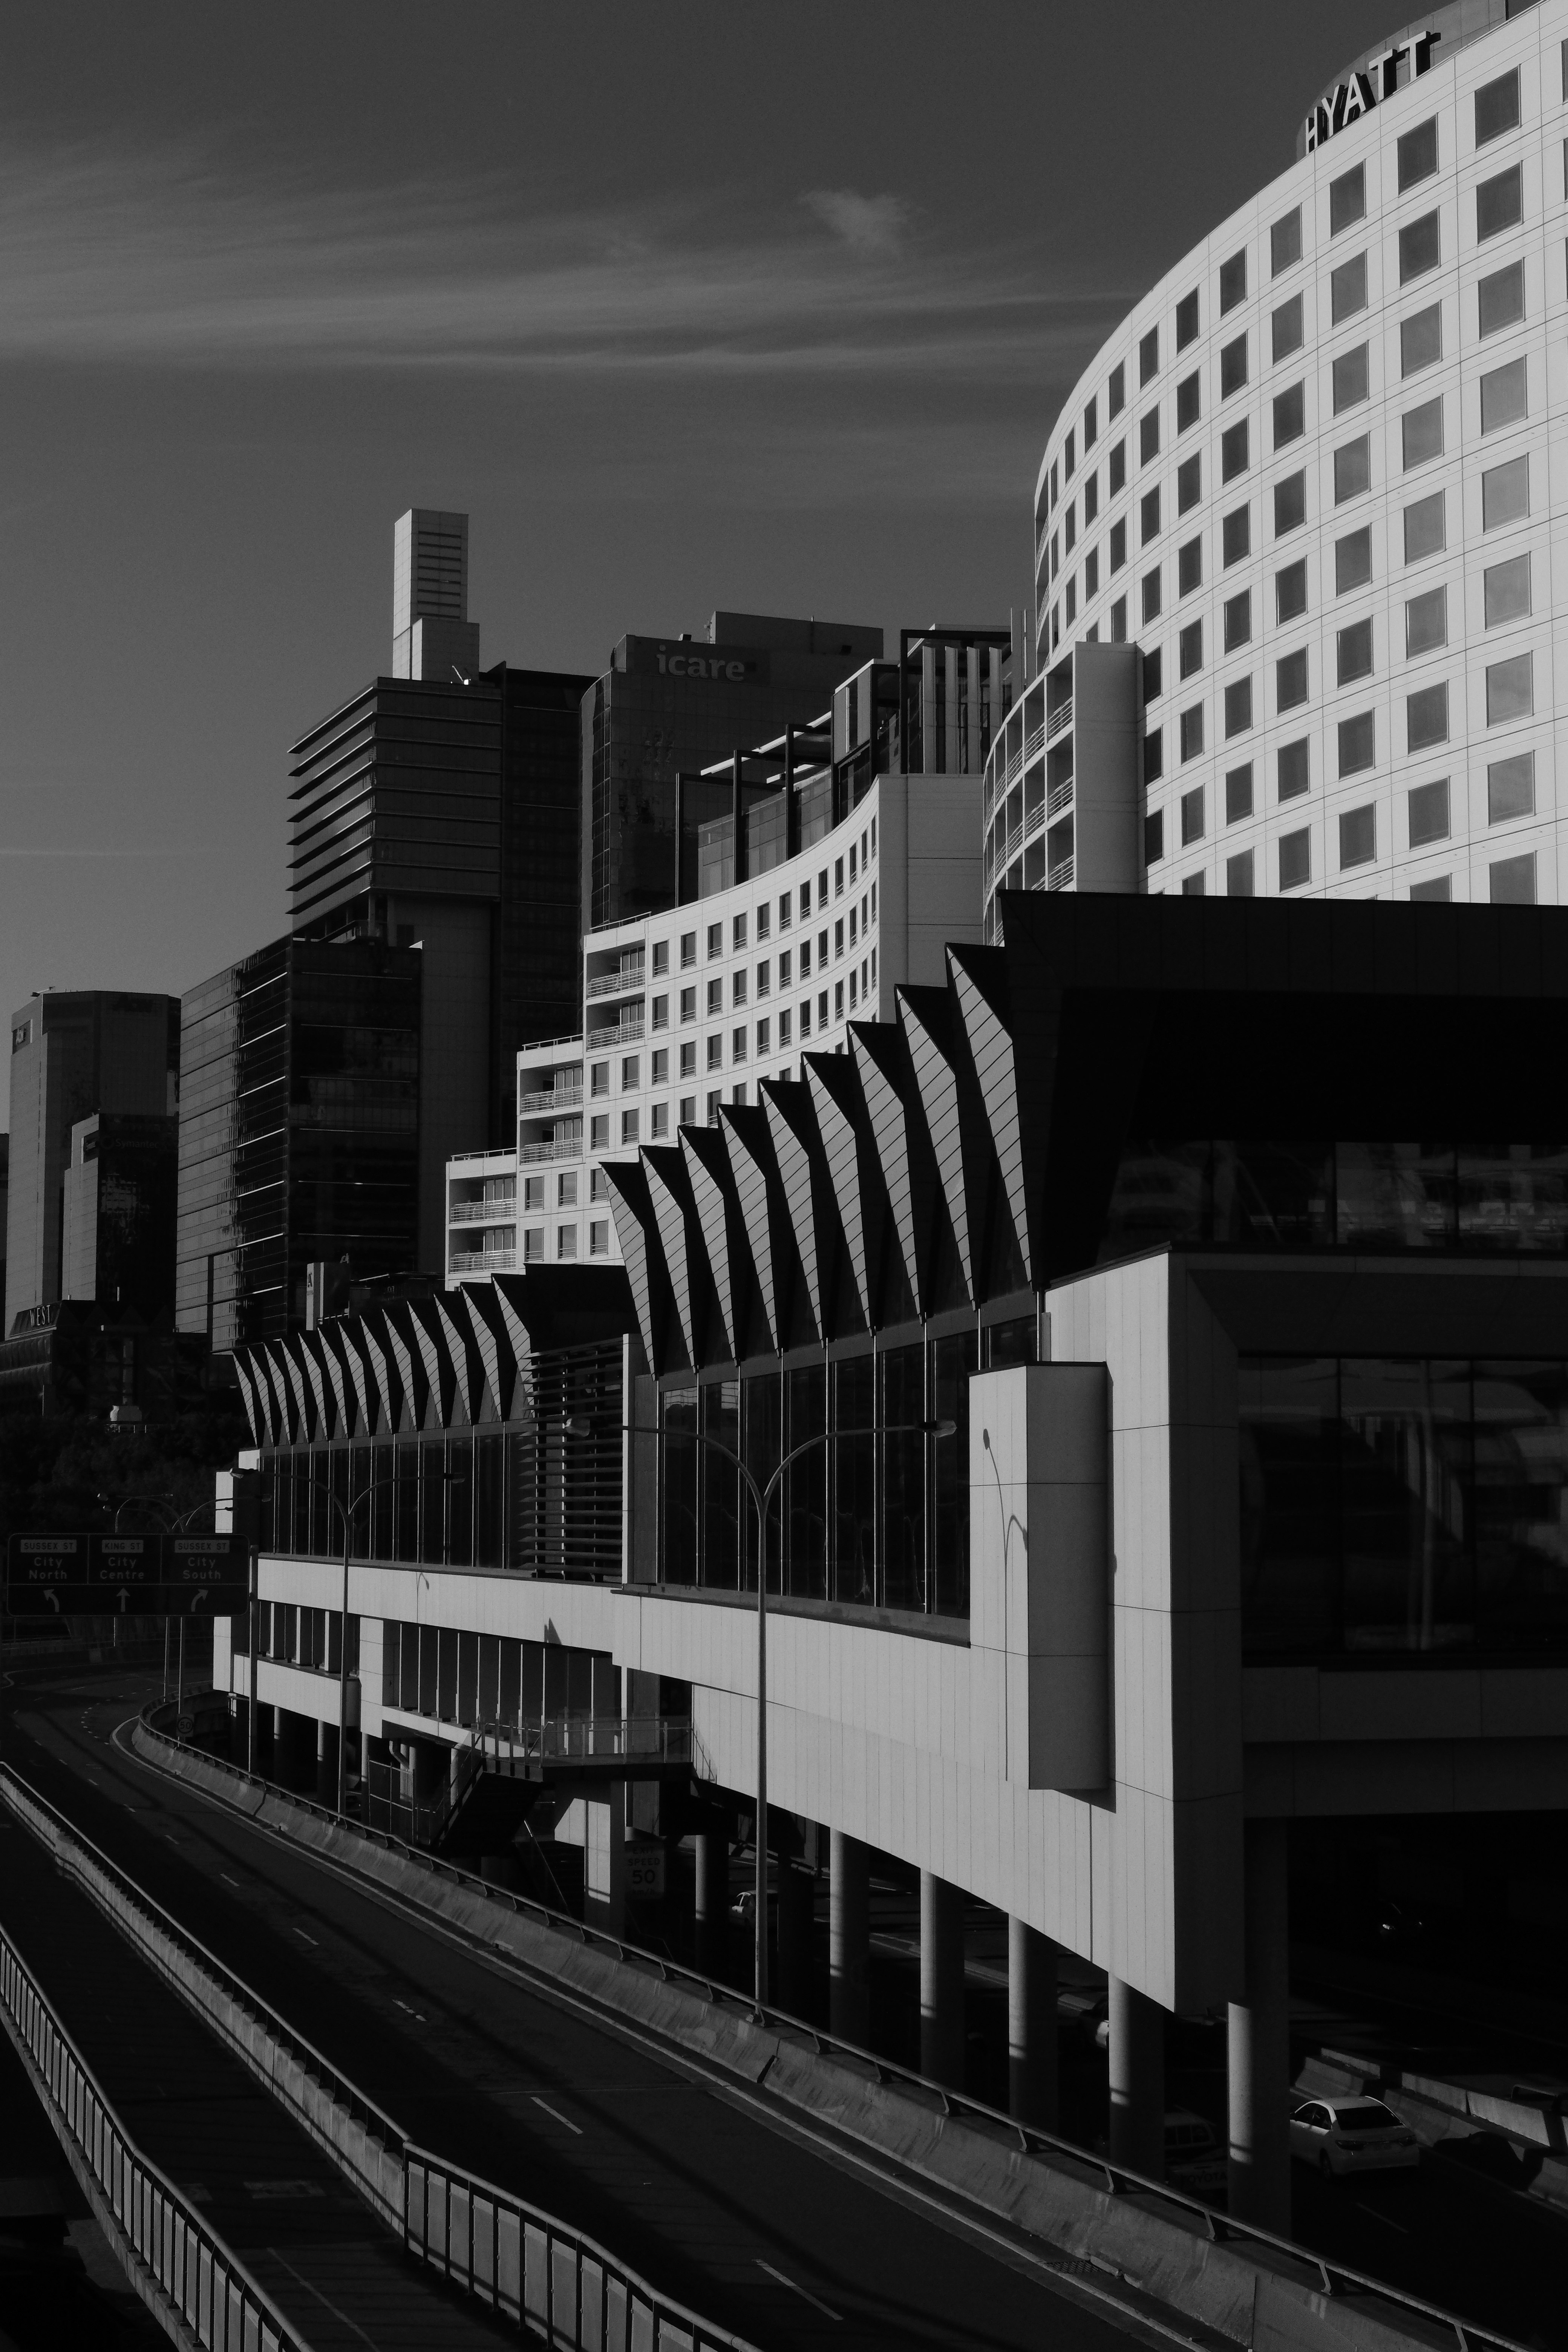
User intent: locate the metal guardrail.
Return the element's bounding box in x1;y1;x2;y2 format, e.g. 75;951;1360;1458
585;1018;645;1051
133;1711;1538;2352
519;1138;585;1165
519;1084;583;1114
377;1714;707;1850
0;1908;312;2352
1046;698;1072;741
450;1249;519;1274
585;968;646;1002
450;1199;517;1225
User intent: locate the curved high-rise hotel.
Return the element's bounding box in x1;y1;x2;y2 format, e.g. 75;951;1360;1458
986;0;1564;932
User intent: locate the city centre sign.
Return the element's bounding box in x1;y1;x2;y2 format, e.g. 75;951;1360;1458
1305;29;1441;152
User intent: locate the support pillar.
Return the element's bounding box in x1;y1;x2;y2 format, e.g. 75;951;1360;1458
829;1830;870;2046
583;1789;626;1937
777;1860;813;2018
1008;1918;1059;2129
1228;1819;1291;2232
919;1870;965;2086
694;1831;729;1975
1107;1975;1165;2178
315;1719;338;1805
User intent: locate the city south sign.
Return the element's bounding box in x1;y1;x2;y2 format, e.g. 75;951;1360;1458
1304;29;1441;152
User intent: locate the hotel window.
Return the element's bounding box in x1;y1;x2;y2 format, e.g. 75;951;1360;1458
834;919;844;958
731;1083;747;1109
1480;357;1527;434
819;990;829;1027
1225;763;1254;822
679;1040;696;1078
1110;519;1126;571
706;1036;722;1072
523;1228;543;1263
1109;360;1125;415
1332;343;1368;413
620;1109;639;1147
1178;539;1202;597
1139;325;1158;383
1330;253;1367;324
591;1166;609;1202
799;938;811;977
1175;288;1199;349
835;856;844;897
848;906;857;946
1484;551;1531;627
779;1008;792;1047
1401;395;1443;471
1085;548;1099;597
1272;382;1305;450
756;902;770;940
1488;750;1535;824
652;939;669;976
1179;617;1203;676
799;1000;811;1038
1278;738;1309;801
651;1046;669;1084
590;1061;609;1096
678;1095;696;1127
1143;646;1163;700
1144;809;1164;865
756;1017;770;1055
706;978;722;1015
1274;471;1306;534
1408;680;1450;749
1271;293;1303;362
557;1226;578;1261
1181;785;1205;845
1220;420;1249;482
1279;828;1311;891
1491;852;1536;905
1337;619;1373;686
707;923;721;958
1177;455;1201;513
1276;558;1307;622
1139;408;1161;464
1084;473;1099;524
1223;588;1251;650
1144;726;1164;781
1219;248;1247;314
755;959;770;997
1176;371;1201;432
1083;393;1098;446
680;931;696;968
1399;210;1440;284
652;994;669;1031
1227;848;1255;897
732;1026;747;1063
1223;677;1253;738
1142;567;1162;623
1277;648;1309;710
1219;334;1248;398
779;893;792;930
1477;164;1523;240
1109;438;1127;493
1180;704;1204;761
1339;804;1376;870
621;1054;639;1089
1398;115;1438;190
817;871;828;908
1481;455;1528;530
590;1219;610;1256
1478;260;1525;338
779;947;792;985
1335;525;1371;594
1271;205;1302;274
1405;584;1447;654
1333;435;1370;503
706;1092;721;1125
1065;427;1076;476
1408;777;1450;846
732;912;747;951
1486;651;1533;725
1329;162;1365;234
590;1116;608;1150
1111;595;1128;642
1400;303;1441;377
731;969;747;1007
833;983;843;1022
1404;487;1446;560
524;1174;546;1212
1141;487;1161;543
1410;876;1451;902
1221;505;1250;567
1475;67;1520;147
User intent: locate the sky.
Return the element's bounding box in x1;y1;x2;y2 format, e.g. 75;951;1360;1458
0;0;1380;1104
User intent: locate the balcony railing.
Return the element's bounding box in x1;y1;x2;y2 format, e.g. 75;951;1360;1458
449;1199;516;1226
518;1084;582;1115
518;1139;583;1165
1048;773;1074;818
1048;856;1075;891
586;1018;645;1051
1023;723;1046;765
1046;698;1073;742
449;1248;518;1273
585;967;645;1002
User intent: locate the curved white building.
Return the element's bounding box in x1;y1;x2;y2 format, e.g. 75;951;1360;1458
985;0;1566;932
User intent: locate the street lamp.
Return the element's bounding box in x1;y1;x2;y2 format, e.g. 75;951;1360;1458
568;1409;955;2013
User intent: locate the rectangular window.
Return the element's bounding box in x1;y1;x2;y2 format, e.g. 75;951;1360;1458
1224;677;1254;737
1143;646;1163;700
1481;453;1529;530
1111;594;1128;642
1402;395;1443;469
1279;828;1311;890
1480;356;1527;433
1399;210;1441;283
1065;427;1075;477
679;1039;696;1078
778;948;792;985
1084;547;1100;597
1176;371;1201;431
1335;525;1372;594
1083;394;1098;447
779;893;792;930
620;1106;639;1146
589;1114;608;1151
1486;651;1534;724
1406;583;1447;654
756;903;770;939
651;1045;670;1085
1181;871;1205;898
1110;517;1127;571
1334;435;1370;502
621;1054;640;1090
1488;750;1535;823
1179;617;1203;676
1478;259;1525;338
680;931;696;967
755;959;770;998
1178;539;1203;597
1221;506;1250;568
1220;334;1248;398
1337;618;1373;684
778;1008;792;1047
707;922;722;959
706;1035;723;1072
1109;438;1127;493
1064;577;1077;624
1477;162;1523;240
1220;419;1250;481
732;1026;747;1063
652;993;669;1031
1271;206;1302;274
1175;288;1199;349
1177;453;1202;513
1484;551;1531;627
1330;162;1366;234
1475;67;1520;147
1276;558;1307;622
730;970;747;1008
1272;293;1304;362
678;1096;696;1127
1339;804;1376;869
1274;471;1306;534
1144;726;1164;781
1491;851;1536;905
1400;302;1442;377
1220;249;1247;312
1141;487;1161;543
1407;680;1450;749
1223;588;1251;650
1227;848;1255;897
1181;784;1205;845
1109;361;1125;416
1139;325;1158;384
651;939;669;977
1274;381;1305;446
1331;253;1367;323
1404;487;1446;560
1338;710;1376;775
733;912;747;950
1408;776;1450;846
1398;115;1438;191
1332;343;1369;413
1144;807;1164;864
1277;647;1309;709
1410;876;1451;901
1142;567;1162;622
1225;763;1254;822
1139;407;1161;464
706;977;722;1015
1278;738;1310;800
1180;703;1205;761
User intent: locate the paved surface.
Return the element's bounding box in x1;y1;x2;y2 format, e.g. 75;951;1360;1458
0;1664;1166;2352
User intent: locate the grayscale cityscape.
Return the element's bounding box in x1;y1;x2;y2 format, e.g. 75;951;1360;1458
3;3;1568;2348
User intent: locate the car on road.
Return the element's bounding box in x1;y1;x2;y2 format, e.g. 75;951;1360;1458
1289;2096;1419;2177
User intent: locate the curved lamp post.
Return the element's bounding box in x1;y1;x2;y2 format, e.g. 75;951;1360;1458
568;1411;954;2013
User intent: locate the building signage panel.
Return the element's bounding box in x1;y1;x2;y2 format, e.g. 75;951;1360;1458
1304;31;1440;152
620;637;770;686
3;1531;249;1616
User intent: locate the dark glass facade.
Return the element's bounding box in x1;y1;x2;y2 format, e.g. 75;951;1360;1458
176;937;421;1350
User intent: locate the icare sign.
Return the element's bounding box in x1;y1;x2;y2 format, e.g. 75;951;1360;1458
655;649;751;681
1304;29;1441;152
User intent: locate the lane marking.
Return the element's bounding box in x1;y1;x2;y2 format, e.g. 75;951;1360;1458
268;2248;382;2349
531;2096;583;2135
1354;2203;1411;2234
392;1997;427;2023
220;1873;241;1888
756;2259;843;2321
292;1928;319;1948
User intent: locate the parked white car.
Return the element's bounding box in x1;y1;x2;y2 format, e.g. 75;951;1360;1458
1289;2097;1419;2176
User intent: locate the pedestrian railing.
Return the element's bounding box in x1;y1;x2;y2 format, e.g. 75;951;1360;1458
0;1916;312;2352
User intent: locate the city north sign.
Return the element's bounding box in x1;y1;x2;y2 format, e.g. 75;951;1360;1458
1304;29;1441;152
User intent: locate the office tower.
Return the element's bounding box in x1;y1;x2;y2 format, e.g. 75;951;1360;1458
61;1112;178;1320
176;935;421;1352
582;612;884;933
4;991;179;1334
289;511;589;1264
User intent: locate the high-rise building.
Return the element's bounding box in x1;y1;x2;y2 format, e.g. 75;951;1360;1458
175;936;421;1351
4;991;179;1334
288;511;589;1261
583;612;884;933
61;1112;178;1321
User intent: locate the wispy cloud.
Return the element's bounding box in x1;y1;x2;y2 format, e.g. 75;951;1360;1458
0;142;1128;382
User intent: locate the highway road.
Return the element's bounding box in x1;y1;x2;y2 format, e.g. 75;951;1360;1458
0;1660;1173;2352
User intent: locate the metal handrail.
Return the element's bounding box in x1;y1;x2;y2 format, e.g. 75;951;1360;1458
585;967;646;1002
448;1249;518;1274
449;1199;516;1225
130;1711;1537;2352
585;1018;645;1051
518;1138;584;1165
518;1084;583;1114
0;1918;312;2352
1046;697;1072;741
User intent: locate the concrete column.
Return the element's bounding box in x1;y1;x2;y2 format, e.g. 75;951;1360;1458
315;1719;338;1805
1107;1975;1165;2178
275;1707;315;1791
777;1861;814;2018
1008;1918;1059;2129
1228;1819;1291;2232
829;1830;870;2046
694;1831;728;1975
919;1870;965;2086
583;1791;626;1937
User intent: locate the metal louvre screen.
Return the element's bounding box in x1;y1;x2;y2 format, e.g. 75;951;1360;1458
509;1340;623;1579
